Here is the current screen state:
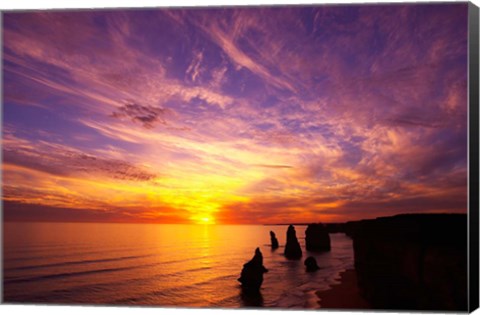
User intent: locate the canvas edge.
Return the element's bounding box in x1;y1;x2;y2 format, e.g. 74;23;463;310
0;1;473;15
0;10;4;305
468;1;480;313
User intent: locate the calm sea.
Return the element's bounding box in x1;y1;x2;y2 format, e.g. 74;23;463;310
3;223;353;308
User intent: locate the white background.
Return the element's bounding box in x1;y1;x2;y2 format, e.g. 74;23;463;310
1;0;479;315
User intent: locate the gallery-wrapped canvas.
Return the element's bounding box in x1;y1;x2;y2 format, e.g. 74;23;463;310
1;1;479;313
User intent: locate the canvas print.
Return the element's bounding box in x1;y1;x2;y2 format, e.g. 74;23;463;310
2;2;478;312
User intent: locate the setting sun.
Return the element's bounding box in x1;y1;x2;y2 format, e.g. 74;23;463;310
199;217;214;224
191;214;215;225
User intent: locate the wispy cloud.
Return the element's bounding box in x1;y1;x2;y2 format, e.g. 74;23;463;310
111;101;170;129
3;134;158;182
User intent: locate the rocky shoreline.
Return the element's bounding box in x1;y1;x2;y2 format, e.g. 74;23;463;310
257;213;468;311
316;268;370;309
324;213;468;311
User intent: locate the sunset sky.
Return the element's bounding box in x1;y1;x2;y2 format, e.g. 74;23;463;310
2;3;469;224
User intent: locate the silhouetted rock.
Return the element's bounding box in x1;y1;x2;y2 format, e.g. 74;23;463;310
353;214;467;311
305;223;331;252
284;225;302;259
324;221;362;237
324;223;344;233
304;256;320;272
270;231;279;249
240;289;264;307
238;248;268;292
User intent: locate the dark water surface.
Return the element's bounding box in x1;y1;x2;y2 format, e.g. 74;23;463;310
3;223;353;308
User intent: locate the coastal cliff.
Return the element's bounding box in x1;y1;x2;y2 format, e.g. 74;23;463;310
305;223;331;252
350;214;467;311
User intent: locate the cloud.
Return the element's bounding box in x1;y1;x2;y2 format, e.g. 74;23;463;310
253;164;293;169
3;200;122;223
386;117;443;129
191;10;298;93
186;50;204;82
3;200;191;224
218;195;347;224
3;11;232;118
3;135;157;182
111;101;169;129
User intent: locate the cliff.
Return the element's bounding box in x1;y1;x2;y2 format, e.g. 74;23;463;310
351;213;467;311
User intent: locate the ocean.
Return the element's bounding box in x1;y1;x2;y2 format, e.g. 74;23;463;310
3;222;353;308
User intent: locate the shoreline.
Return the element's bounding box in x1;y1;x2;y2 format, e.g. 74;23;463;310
316;268;370;310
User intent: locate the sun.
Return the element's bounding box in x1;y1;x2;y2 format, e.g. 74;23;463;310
198;216;215;225
191;212;216;225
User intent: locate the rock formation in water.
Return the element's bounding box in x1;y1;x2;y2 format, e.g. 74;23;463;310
238;247;269;292
270;231;279;249
284;225;302;259
305;223;331;252
304;256;320;272
352;214;467;311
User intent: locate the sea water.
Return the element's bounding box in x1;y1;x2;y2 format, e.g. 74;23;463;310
3;223;353;308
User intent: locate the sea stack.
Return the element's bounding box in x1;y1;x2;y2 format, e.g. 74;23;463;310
270;231;279;249
238;248;269;292
305;223;331;252
284;225;302;259
304;256;320;272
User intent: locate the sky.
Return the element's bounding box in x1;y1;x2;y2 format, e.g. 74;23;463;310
2;3;469;224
